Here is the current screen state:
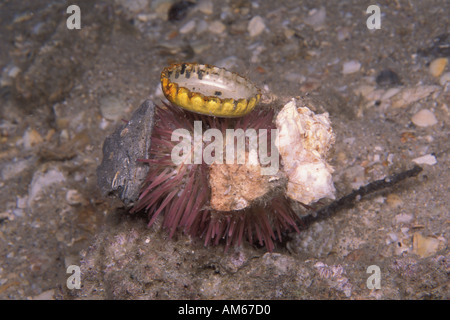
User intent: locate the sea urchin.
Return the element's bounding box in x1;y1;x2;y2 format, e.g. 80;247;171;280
131;102;302;251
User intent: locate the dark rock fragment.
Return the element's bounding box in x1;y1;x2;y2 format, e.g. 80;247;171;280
97;100;155;207
168;1;195;22
376;69;402;87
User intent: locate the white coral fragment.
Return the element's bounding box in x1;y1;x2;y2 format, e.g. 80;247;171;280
275;99;335;204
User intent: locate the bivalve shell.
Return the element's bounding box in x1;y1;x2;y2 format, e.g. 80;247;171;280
161;63;261;117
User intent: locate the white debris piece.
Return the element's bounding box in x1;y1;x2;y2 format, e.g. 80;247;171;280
342;60;361;74
248;16;266;37
304;7;326;30
411;109;438;127
412;154;437;166
28;168;66;206
179;20;196;34
275;99;336;204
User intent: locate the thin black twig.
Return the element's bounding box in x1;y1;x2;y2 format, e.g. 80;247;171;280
299;165;423;228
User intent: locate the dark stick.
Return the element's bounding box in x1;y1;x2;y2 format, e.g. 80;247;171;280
299;165;423;228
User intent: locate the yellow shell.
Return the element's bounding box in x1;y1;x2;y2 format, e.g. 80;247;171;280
161;63;261;117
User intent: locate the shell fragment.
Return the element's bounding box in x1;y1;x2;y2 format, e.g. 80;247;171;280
275;99;336;204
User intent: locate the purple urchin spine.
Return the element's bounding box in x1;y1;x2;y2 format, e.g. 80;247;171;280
131;102;303;251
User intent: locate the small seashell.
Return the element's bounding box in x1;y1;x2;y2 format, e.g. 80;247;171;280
411;109;438;127
248;16;266;37
275;99;335;204
428;57;448;77
342;60;361;74
412;233;445;258
161;63;261;117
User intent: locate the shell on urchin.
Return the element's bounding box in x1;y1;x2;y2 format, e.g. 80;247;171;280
209;152;271;211
275;99;336;204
